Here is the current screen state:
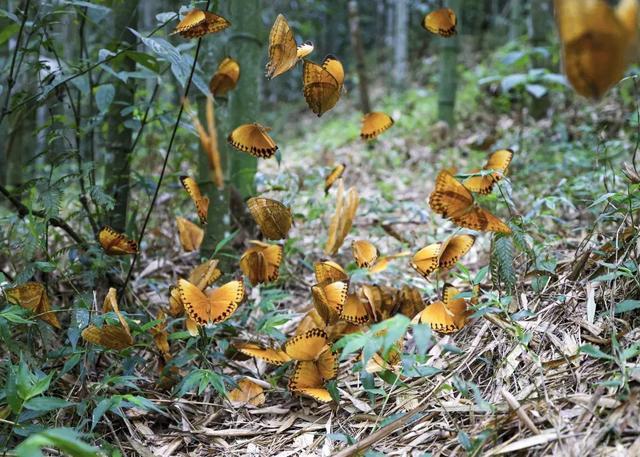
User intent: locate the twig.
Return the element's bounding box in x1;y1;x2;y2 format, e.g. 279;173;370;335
500;387;540;434
120;1;210;294
0;184;88;249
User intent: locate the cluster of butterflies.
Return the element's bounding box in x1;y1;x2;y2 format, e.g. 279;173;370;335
3;7;520;405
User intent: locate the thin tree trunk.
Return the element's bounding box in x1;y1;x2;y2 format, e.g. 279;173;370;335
438;0;462;126
528;0;550;119
105;1;138;231
393;0;408;89
509;0;523;41
348;0;371;114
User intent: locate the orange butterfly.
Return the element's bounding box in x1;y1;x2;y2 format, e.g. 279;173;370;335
422;8;457;37
150;310;171;362
340;293;370;325
303;55;344;117
5;282;61;328
396;285;424;318
429;171;511;234
411;234;476;278
554;0;638;99
414;284;470;333
177;278;244;326
463;149;513;194
228;378;266;407
169;259;222;318
180;176;209;224
209;57;240;97
314;260;348;283
351;240;378;268
82;288;134;350
325;180;359;255
368;251;411;274
98;226;138;255
236;343;292;365
176;216;204;252
324;163;346;195
266;14;314;79
359;284;399;323
247;197;292;240
227;123;278;159
171;9;230;38
361;112;394;140
288;354;336;403
312;280;349;325
239;240;283;285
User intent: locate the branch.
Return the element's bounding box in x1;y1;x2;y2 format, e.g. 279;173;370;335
0;184;89;249
120;1;211;293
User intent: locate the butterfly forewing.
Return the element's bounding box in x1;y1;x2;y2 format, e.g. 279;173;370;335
207;280;244;324
172;9;231;38
438;235;475;269
422;8;457;37
314;260;348;283
209;57;240;97
228;123;278;158
284;328;328;361
410;243;441;278
361;112;394;140
351;240;378;268
98;226;138;255
324;163;346;194
247;197;292;240
289;361;332;402
266;14;299;79
303;58;342;117
236;343;291;365
340;293;370;325
180;176;209;224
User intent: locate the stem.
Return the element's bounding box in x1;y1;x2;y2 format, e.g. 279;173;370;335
120;1;210;294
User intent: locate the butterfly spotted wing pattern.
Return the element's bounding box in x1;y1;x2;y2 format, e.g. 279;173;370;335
172;9;231;38
98;226;138;255
228;123;278;159
247;197;292;240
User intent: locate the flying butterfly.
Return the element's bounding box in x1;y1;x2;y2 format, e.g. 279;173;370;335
411;234;476;278
227;123;278;159
314;260;348;283
177;278;244;326
81;288;134;350
414;284;469;334
6;282;61;329
303;55;344;117
463;149;513;194
171;9;231;38
180;176;209;224
176;216;204;252
239;240;283;285
422;8;457;37
247;197;292;240
361;112;394;140
236;343;292;365
351;240;379;268
429;171;512;234
324;163;346;195
266;14;314;79
554;0;637;99
325;180;359;255
209;56;240;97
98;226;138;255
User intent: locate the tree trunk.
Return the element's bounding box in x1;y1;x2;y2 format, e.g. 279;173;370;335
105;0;138;232
438;0;462;126
201;0;261;258
509;0;523;41
528;0;550;119
393;0;408;89
348;0;371;114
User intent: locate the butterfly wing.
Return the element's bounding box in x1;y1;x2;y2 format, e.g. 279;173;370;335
316;347;338;380
266;14;299;79
340;293;370;325
98;226;138;255
209;56;240;97
410;242;442;278
236;343;291;365
422;8;457;37
178;279;211;325
188;259;222;289
324;163;346;194
351;240;378;268
173;9;230;38
443;284;468;330
82;324;134;350
207;280;244;324
463;149;513;194
228;123;278;158
314;260;348;283
262;243;283;282
296;41;314;59
303;59;341;117
6;282;61;328
180;176;209;224
416;300;459;334
361;112;394;140
284;328;328;361
429;171;474;219
247;197;292;240
438;235;475;270
239;249;266;286
451;207;512;234
289;361;332;402
176;217;204;252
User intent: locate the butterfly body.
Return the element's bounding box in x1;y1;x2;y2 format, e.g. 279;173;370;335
240;241;283;285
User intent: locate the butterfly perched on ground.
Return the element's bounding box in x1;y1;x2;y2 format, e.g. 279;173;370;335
368;251;411;274
411;234;476;278
177;278;244;326
180;176;209;224
324;163;346;195
98;226;138;255
5;282;61;328
266;14;314;79
359;284;399;323
303;55;344;117
554;0;638;99
314;260;349;283
247;197;292;240
169;259;222;318
209;57;240;97
429;171;512;234
340;293;370;325
171;9;230;38
414;284;470;333
239;240;283;285
312;280;349;325
176;216;204;252
422;8;457;37
227;123;278;159
325;180;359;255
463;149;513;194
236;343;292;365
361;112;394;140
351;240;378;268
81;288;134;350
228;378;266;407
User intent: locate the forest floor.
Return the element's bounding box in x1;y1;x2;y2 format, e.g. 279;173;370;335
66;67;640;455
